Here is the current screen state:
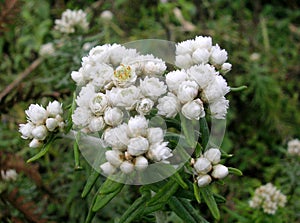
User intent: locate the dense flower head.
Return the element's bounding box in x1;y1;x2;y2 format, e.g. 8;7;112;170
19;101;65;148
249;183;287;214
192;148;228;187
54;9;89;34
287;138;300;156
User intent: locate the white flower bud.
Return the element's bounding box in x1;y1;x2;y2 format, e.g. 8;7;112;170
177;80;199;104
175;54;193;69
128;136;149;156
105;150;123;167
31;125;48;140
166;70;188;93
194;36;212;49
134;156;148;171
211;164;228;179
103;124;129;150
181;99;205;120
29;138;42;148
140;77;167;101
148;142;173;162
147;127;164;144
88;116;105;132
193;157;212;174
46;101;63;116
100;162;116;175
71;70;85;85
25;104;48;125
197;174;212;187
128;115;148;137
89;93;109;115
19;122;35;139
136;98;154;115
120;161;134;174
204;148;221;164
104;107;123;127
221;63;232;74
101;10;113;21
157;93;180;118
46;118;59;131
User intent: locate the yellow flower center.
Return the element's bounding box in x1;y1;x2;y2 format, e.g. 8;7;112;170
114;64;132;81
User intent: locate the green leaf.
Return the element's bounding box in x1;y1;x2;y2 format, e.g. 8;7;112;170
193;182;201;203
147;179;179;206
199;117;209;150
92;183;124;212
65;92;76;133
81;170;100;198
179;198;209;223
85;187;101;223
230;85;248;92
73;137;82;170
119;190;151;223
168;197;197;223
26;135;55;163
158;164;188;189
195;142;203;158
199;187;220;220
99;176;125;195
181;116;197;148
228;167;243;176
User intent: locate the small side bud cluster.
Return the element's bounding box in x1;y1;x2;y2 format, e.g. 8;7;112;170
287;138;300;156
249;183;287;215
191;148;228;187
19;101;65;148
1;169;18;182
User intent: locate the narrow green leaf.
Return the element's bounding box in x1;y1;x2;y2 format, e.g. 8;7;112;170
193;182;201;203
119;191;150;223
81;170;100;198
199;117;209;150
92;183;124;212
195;142;203;158
147;179;179;206
179;198;209;223
228;167;243;176
27;135;55;163
158;164;188;189
168;197;197;223
181;116;197;148
85;187;100;223
230;85;247;92
73;138;82;170
99;177;125;195
213;193;227;203
199;187;220;220
65;92;76;133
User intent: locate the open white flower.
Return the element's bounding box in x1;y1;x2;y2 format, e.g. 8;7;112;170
194;36;212;49
175;54;193;69
90;64;114;89
72;107;92;127
104;107;123;127
140;77;167;101
47;101;63;117
89;93;109;115
202;75;230;103
113;64;137;87
192;48;210;64
210;44;228;65
19;122;35;139
25;104;48;125
181;99;205;120
107;86;141;110
136;98;154;115
103;124;129;150
177;80;199;104
187;64;217;89
209;96;229;119
127;136;149;156
157;93;181;118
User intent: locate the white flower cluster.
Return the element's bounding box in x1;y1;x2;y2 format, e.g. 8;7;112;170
19;101;64;148
39;42;55;57
100;115;172;175
175;36;232;74
54;9;89;34
191;148;229;187
249;183;287;215
1;169;18;181
287;138;300;156
160;36;230;119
